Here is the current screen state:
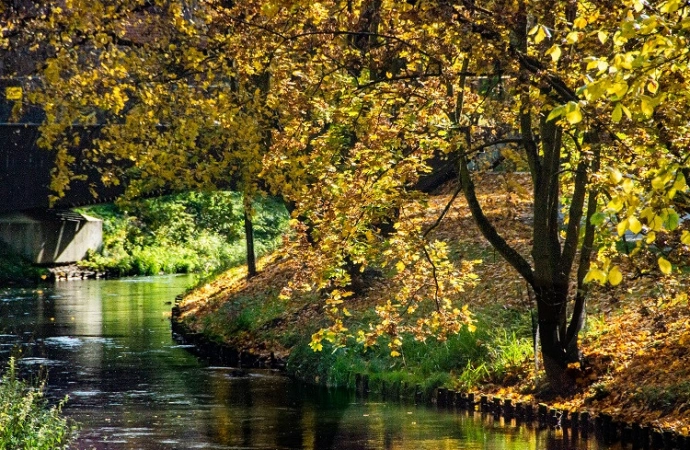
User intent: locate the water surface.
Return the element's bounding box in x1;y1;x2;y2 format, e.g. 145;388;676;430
0;276;614;449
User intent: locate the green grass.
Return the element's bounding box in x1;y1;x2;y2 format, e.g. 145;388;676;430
0;358;76;449
633;381;690;414
277;303;534;395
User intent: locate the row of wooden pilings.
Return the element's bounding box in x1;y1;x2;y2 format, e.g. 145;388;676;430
354;375;690;450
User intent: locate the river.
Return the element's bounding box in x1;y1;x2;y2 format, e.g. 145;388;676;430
0;275;615;449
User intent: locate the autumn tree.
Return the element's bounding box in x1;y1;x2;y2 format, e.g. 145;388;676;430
19;0;280;277
223;0;689;390
19;0;690;391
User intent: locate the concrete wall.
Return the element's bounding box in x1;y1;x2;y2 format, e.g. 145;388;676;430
0;211;103;264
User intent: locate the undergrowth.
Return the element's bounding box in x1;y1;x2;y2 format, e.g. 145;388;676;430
0;358;76;449
78;191;289;277
0;242;51;286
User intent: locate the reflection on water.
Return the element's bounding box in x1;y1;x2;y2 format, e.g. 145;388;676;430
0;276;615;449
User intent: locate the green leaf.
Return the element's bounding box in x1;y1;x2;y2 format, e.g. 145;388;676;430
662;210;680;230
590;212;606;226
612;103;623;123
547;105;565;122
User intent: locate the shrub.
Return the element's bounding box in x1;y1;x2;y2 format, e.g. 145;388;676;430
77;191;289;276
0;358;76;449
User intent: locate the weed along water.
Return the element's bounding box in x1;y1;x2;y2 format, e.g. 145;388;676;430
1;276;617;449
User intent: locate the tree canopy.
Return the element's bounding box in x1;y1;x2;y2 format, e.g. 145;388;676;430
4;0;689;391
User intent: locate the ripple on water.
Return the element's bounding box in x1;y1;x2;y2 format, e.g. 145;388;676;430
43;336;83;348
70;390;104;397
17;357;64;367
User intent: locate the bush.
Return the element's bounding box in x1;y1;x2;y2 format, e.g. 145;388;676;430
0;358;76;449
78;191;289;277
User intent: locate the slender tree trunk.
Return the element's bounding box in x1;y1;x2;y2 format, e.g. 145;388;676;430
244;202;257;278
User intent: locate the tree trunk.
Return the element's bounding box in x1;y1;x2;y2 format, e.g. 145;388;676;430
535;287;576;391
244;204;257;278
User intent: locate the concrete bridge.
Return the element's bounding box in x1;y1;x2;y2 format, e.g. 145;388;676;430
0;102;121;265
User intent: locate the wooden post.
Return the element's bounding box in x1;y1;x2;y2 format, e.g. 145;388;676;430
580;412;590;436
467;393;476;410
525;403;535;420
504;399;514;418
493;397;502;416
640;426;651;449
662;430;675;450
651;429;663;449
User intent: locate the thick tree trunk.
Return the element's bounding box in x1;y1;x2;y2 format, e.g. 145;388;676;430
535;287;577;391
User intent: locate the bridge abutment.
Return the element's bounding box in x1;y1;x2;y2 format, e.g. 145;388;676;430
0;209;102;265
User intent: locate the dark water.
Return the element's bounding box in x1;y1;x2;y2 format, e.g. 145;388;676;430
0;276;615;449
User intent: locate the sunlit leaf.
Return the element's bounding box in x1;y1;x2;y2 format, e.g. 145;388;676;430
608;266;623;286
658;257;672;275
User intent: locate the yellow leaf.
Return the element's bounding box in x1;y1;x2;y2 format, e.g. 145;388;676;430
390;350;401;357
622;178;634;193
673;173;687;191
612;103;623;123
546;45;562;62
681;230;690;245
566;107;583;124
395;261;406;272
532;25;548;44
5;86;22;101
584;268;607;284
608;167;623;184
647;79;659;94
640;96;654;118
608;266;623;286
597;31;608;44
617;218;629;236
660;0;680;13
610;82;628;99
658;257;672;275
645;231;656;244
573;17;588;29
628;216;642;234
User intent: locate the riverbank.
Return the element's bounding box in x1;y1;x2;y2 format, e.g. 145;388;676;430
173;175;690;438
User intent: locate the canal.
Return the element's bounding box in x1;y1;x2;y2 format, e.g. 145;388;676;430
0;275;615;449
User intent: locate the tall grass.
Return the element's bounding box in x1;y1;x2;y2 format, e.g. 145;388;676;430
0;358;76;449
282;304;534;394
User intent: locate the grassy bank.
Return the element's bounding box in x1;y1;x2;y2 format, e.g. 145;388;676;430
176;175;690;434
0;359;76;449
177;253;533;394
78;191;289;277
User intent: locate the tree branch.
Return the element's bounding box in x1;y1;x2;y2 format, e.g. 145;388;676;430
560;131;589;277
459;134;535;287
